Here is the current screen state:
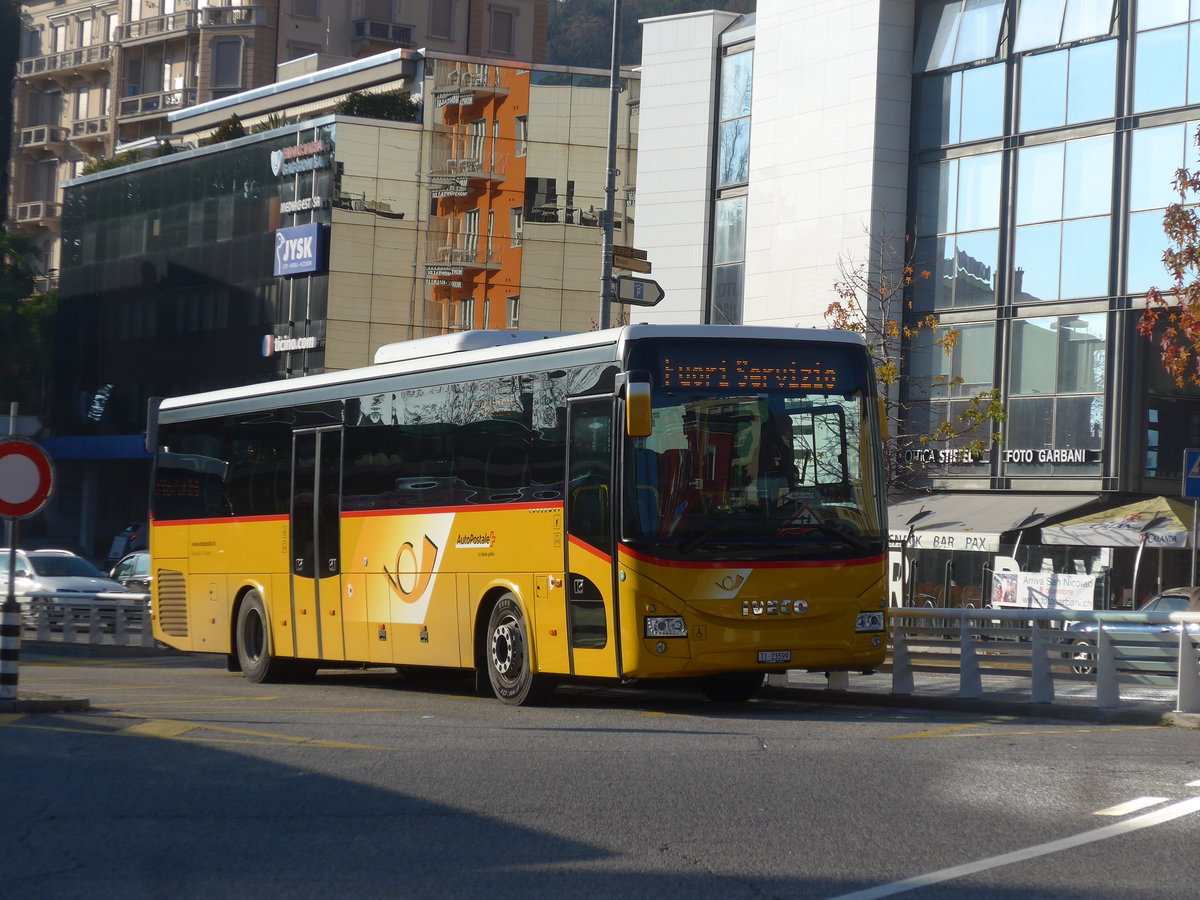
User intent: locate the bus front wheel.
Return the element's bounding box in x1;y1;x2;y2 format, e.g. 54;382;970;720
485;593;553;706
235;590;288;684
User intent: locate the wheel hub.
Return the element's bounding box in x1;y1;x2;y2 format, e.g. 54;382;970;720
491;620;523;677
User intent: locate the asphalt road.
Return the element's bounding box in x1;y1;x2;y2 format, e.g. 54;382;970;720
2;650;1199;900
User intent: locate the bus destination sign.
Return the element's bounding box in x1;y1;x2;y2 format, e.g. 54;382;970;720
660;353;839;392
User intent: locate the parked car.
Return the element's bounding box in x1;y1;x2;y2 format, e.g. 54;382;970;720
1066;586;1200;675
106;522;147;565
1;548;129;627
109;550;152;593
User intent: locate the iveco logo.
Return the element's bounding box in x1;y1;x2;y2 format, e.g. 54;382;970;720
741;599;809;616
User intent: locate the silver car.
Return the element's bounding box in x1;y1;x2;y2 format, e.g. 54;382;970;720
1;549;128;627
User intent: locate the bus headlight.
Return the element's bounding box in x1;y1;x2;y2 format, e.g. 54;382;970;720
855;612;885;633
645;616;687;638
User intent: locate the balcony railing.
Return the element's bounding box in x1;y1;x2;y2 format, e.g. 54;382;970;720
116;10;199;42
70;116;112;141
118;88;197;119
431;62;510;103
199;6;266;27
351;19;414;48
15;201;63;226
18;44;113;79
18;125;68;149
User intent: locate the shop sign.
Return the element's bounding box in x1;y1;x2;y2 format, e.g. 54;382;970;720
273;223;324;276
888;529;998;552
1003;447;1096;464
432;187;472;199
425;265;464;278
270;139;329;177
991;571;1096;610
279;196;327;214
262;334;320;357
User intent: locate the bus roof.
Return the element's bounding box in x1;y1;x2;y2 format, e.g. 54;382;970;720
157;324;865;413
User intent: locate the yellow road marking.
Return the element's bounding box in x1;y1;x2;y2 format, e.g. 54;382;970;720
1094;797;1170;816
0;713;26;725
120;719;197;738
889;719;1010;739
7;716;394;750
96;696;282;706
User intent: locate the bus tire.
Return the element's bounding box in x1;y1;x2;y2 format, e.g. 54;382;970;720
485;593;553;706
235;590;288;684
700;671;764;703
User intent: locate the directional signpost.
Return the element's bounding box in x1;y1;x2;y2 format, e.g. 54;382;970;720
615;274;665;307
1;435;55;702
1183;448;1200;584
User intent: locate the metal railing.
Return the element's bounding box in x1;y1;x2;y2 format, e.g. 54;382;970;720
17;592;155;649
885;607;1200;714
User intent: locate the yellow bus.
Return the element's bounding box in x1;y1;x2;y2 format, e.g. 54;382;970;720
149;325;888;704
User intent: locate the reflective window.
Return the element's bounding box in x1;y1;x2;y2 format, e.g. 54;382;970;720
1019;40;1116;131
1013;135;1112;301
1014;0;1115;53
917;63;1004;147
713;195;746;266
717;50;752;187
914;152;1002;310
1006;314;1105;476
908;322;996;401
1126;121;1200;293
1134;25;1189;112
915;0;1004;72
1136;0;1193;30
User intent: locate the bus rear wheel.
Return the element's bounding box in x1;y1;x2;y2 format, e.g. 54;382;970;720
485;593;553;706
700;671;764;703
235;590;288;684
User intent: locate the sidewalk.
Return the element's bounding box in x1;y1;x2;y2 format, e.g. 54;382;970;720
764;668;1200;729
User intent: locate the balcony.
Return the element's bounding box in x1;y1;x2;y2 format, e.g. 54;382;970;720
429;139;507;184
431;63;510;106
199;6;266;27
18;44;113;80
70;116;112;144
15;201;63;230
18;126;68;152
117;10;199;44
118;88;198;120
351;19;414;55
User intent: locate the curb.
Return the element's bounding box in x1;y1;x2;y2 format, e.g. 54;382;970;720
0;691;90;713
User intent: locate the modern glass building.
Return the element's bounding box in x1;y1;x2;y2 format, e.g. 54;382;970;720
637;0;1200;609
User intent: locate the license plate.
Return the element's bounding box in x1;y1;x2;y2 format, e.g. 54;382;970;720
757;650;791;664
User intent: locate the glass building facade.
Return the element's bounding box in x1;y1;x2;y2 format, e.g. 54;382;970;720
57;122;335;438
907;0;1200;490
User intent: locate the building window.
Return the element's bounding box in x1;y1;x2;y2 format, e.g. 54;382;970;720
510;207;523;246
506;295;520;329
1018;41;1117;132
458;297;475;330
463;209;480;258
1012;0;1116;53
211;39;244;93
1006;314;1105;476
1013;134;1113;303
287;41;321;61
22;27;41;58
429;0;454;38
514;115;528;156
914;0;1004;72
1126;120;1199;294
51;23;66;53
711;195;746;325
361;0;393;21
717;49;752;187
913;152;1002;310
78;17;93;48
490;7;516;56
74;86;89;120
917;62;1004;148
1133;6;1200;112
293;0;319;18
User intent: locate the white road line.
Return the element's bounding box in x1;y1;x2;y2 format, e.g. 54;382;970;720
1093;797;1170;816
1188;779;1200;787
827;796;1200;900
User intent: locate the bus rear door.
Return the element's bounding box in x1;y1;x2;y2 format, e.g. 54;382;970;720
565;397;621;678
290;427;344;661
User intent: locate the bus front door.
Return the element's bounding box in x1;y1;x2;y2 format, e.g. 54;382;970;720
565;397;620;678
290;427;344;662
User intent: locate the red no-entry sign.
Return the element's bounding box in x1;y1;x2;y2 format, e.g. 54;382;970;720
0;437;54;519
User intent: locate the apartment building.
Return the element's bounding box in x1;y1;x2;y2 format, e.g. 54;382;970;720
8;0;550;282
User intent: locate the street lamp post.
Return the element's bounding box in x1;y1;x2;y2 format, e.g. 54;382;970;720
599;0;622;330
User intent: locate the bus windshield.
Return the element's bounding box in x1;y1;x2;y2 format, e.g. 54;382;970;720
624;346;881;561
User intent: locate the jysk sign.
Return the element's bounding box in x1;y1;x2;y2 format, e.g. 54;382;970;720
274;223;324;277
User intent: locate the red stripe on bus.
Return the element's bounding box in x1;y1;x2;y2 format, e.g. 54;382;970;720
567;534;613;564
154;514;289;527
618;545;885;570
343;501;564;518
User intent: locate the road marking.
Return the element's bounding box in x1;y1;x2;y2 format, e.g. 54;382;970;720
828;795;1200;900
0;714;26;725
894;726;1155;739
1189;779;1200;787
1094;797;1170;816
888;719;1010;739
120;719;197;739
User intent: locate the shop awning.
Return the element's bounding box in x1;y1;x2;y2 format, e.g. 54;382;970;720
1041;496;1195;548
888;493;1099;553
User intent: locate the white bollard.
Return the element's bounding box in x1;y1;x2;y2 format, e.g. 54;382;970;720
1176;630;1200;715
1030;620;1054;704
958;610;982;699
1095;626;1120;709
0;598;20;700
890;621;915;695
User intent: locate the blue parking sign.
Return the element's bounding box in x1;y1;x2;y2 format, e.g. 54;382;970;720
1184;448;1200;499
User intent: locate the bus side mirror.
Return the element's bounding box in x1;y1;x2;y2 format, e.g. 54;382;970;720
626;381;652;437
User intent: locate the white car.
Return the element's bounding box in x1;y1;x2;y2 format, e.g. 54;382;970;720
1;549;128;627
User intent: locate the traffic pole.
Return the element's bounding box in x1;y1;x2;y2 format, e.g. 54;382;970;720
1;522;20;701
